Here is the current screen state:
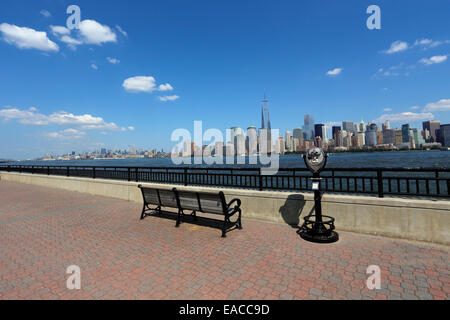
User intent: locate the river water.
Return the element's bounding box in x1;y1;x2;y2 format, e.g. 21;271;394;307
7;150;450;168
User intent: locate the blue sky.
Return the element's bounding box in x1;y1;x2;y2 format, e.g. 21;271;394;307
1;0;449;159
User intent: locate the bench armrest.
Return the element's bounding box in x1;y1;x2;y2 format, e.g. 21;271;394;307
227;198;241;209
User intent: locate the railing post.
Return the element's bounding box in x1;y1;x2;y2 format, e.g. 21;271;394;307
66;166;70;177
435;170;440;195
135;168;139;182
259;168;263;191
7;165;10;172
31;166;34;174
184;168;188;186
128;168;131;182
47;166;50;175
377;169;384;198
92;167;96;179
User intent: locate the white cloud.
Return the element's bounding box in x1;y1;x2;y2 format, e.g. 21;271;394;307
40;10;52;18
324;121;341;127
107;57;120;64
47;128;86;139
158;95;180;102
383;108;392;112
78;20;117;45
410;106;420;110
158;83;173;91
373;111;434;123
116;25;127;37
419;55;448;65
123;76;157;93
128;126;135;131
0;23;59;52
383;41;409;54
423;99;450;112
326;68;342;76
50;25;70;36
91;64;98;70
0;107;132;131
61;35;82;46
414;38;450;49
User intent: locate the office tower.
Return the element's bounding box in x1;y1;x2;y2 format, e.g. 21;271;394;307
401;124;411;143
357;132;365;146
383;129;396;145
411;128;425;148
343;135;352;148
246;126;258;155
385;120;390;130
276;137;285;155
342;121;355;134
132;145;136;155
235;134;246;156
183;140;191;157
230;126;244;155
214;141;224;156
258;128;271;154
293;138;299;152
440;124;450;147
360;120;366;133
335;130;343;147
261;92;271;130
422;120;440;142
303;115;314;140
285;130;291;151
394;130;403;145
365;130;377;146
332;126;341;140
314;124;324;139
293;128;303;146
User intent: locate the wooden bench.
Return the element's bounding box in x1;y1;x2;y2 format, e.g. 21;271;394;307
138;185;242;237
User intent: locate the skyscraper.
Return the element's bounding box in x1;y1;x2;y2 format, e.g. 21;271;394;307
342;121;355;134
401;124;411;143
314;124;327;142
293;128;303;149
303;115;314;140
440;124;450;147
246;126;258;155
261;92;271;131
332;126;341;140
422;120;440;142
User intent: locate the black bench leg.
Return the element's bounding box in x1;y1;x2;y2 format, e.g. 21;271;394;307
176;209;182;228
140;203;147;220
237;209;243;230
221;217;227;238
192;210;197;221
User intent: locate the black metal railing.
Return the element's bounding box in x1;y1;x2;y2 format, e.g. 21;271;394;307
1;165;449;199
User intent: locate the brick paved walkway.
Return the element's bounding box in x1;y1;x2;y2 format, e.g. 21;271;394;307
0;181;448;300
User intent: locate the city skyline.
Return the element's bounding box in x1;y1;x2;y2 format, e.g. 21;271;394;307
1;0;450;159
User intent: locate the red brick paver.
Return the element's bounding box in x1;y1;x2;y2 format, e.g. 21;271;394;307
0;181;448;300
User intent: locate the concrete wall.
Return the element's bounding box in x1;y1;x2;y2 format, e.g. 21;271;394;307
1;171;449;245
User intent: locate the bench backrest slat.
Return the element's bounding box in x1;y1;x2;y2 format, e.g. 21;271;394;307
198;192;225;215
158;189;178;207
141;187;160;206
176;191;201;211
